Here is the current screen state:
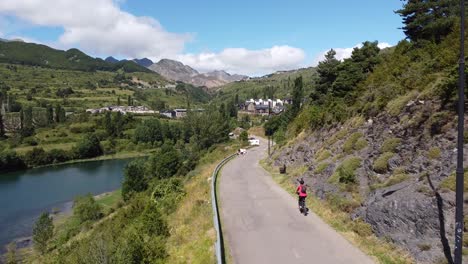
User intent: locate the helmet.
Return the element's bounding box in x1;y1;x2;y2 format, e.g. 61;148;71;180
299;179;304;184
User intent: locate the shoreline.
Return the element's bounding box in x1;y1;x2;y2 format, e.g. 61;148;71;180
3;190;118;255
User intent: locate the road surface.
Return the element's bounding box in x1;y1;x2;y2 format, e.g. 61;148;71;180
219;140;375;264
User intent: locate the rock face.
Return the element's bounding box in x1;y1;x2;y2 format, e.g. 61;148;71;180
271;100;466;263
149;59;247;88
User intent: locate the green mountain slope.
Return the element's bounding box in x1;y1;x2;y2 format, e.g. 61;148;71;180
0;41;151;73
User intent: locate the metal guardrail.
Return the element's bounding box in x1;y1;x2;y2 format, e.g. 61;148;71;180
211;153;237;264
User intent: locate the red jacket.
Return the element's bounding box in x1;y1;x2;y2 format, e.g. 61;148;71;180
296;184;308;197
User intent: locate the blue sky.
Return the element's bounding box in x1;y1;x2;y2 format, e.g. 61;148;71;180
0;0;406;75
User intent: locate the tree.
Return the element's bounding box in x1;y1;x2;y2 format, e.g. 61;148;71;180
122;159;148;201
32;212;53;254
0;110;5;139
74;134;103;158
73;194;102;223
146;144;181;179
316;49;341;96
239;130;248;143
21;106;34;137
291;76;303;115
127;95;132;106
117;96;121;105
46;105;54;125
396;0;458;43
55;104;64;123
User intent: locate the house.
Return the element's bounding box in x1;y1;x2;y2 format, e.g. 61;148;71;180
174;109;187;118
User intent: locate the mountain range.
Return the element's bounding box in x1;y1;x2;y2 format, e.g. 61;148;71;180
106;56;248;88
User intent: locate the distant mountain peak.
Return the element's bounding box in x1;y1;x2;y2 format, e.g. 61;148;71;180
105;56;119;63
132;58;153;67
148;59;248;88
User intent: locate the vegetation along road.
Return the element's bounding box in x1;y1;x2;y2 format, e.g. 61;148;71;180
219;139;375;264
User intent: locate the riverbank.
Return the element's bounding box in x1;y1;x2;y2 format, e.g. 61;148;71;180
4;190;122;262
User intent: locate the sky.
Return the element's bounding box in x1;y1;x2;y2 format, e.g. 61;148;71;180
0;0;406;76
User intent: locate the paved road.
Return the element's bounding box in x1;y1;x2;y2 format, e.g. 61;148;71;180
219;140;375;264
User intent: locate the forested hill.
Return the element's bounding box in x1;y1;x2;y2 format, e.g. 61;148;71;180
214;67;317;102
260;0;468;263
0;40;152;73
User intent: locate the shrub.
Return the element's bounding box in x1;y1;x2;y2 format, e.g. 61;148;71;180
73;194;102;223
427;147;441;159
74;134;103;159
0;150;26;172
343;132;364;154
23;137;38;146
122;159;148;201
329;157;361;184
24;147;52;167
32;212;53;254
327;193;361;213
354;138;368;151
315;149;331;162
440;169;468;192
47;149;71;164
315;162;330;174
373;152;395;173
381;137;401;153
417;244;431;251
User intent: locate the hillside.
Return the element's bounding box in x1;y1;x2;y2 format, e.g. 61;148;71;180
0;40;152;73
214;67;317;103
258;18;467;264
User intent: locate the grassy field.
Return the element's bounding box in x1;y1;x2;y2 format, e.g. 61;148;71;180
165;141;240;264
260;159;415;264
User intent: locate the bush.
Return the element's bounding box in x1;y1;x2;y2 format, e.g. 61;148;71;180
24;147;52;167
427;147;441;159
32;212;53;254
23;137;38;146
440;169;468;192
329;157;361;184
74;134;103;159
354;138;368;151
48;149;71;164
0;150;26;172
73;194;102;223
327;193;361;213
373;152;395;173
381;137;401;153
386;91;418;116
343;132;364;154
122;159;148;201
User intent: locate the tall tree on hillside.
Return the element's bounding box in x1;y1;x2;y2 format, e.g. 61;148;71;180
23;106;34;136
54;104;62;123
0;92;5;138
396;0;458;43
316;49;341;96
291;76;303;115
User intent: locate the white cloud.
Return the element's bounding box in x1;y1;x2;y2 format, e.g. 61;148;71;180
0;0;191;59
312;42;392;66
177;46;306;76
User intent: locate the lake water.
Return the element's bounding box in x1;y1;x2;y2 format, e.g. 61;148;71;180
0;158;133;252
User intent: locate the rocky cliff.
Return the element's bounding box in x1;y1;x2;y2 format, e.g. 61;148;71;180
271;99;467;263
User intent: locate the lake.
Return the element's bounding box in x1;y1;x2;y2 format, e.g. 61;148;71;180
0;158;133;253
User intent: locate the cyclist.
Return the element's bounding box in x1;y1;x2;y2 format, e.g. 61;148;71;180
296;179;308;213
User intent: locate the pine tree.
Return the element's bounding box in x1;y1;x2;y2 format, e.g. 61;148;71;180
46;105;54;125
291;76;303;115
117;96;121;106
32;212;53;254
316;49;341;95
396;0;458;43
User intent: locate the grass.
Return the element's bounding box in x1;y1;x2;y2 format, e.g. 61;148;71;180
315;162;330;174
371;173;410;190
439;169;468;192
260;160;415;264
343;132;364;154
315;149;332;162
386;91;418;117
165;143;239;264
248;126;265;138
326;128;348;145
381;138;401;153
373;152;395;173
427;147;441;160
